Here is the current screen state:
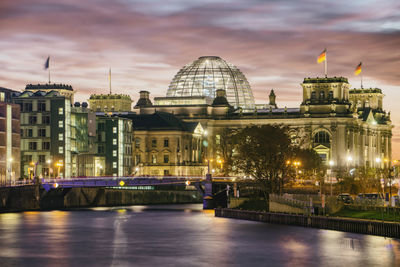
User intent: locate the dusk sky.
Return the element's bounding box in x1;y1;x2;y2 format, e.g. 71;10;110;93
1;0;399;156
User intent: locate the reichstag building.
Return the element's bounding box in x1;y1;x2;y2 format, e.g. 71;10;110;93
129;56;392;176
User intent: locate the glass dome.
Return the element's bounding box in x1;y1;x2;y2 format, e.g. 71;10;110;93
166;56;255;109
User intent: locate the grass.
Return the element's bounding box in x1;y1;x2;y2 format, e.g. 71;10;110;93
332;207;400;222
237;198;269;212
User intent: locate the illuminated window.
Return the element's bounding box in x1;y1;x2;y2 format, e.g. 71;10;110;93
113;127;117;133
59;133;64;141
59;121;63;128
113;139;117;145
59;146;64;154
113;150;117;157
152;154;157;164
58;107;64;115
113;162;117;168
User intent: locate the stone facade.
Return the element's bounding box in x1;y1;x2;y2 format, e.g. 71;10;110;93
135;76;392;174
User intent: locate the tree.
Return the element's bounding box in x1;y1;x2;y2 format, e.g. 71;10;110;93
231;125;293;196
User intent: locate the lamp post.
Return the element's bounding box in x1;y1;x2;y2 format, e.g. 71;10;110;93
56;161;63;178
329;160;334;196
47;159;52;179
347;156;352;172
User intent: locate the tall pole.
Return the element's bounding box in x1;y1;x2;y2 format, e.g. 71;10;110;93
324;52;328;77
361;72;363;89
48;66;51;84
109;68;112;94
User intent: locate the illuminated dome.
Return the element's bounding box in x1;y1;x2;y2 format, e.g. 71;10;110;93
166;56;255;109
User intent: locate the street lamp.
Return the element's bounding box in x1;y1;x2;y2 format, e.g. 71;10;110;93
329;160;334;196
47;159;52;179
55;161;63;178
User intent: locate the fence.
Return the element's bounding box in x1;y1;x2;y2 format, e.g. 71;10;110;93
215;208;400;238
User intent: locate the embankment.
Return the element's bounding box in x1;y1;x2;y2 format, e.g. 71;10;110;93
0;185;202;212
215;208;400;238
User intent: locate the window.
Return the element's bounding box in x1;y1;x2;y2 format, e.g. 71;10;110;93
164;170;169;176
311;91;316;100
113;162;117;168
135;155;141;165
42;142;50;150
98;145;105;154
328;91;333;100
151;139;157;148
113;139;117;145
152;154;157;164
98;123;105;131
59;146;64;154
113;127;117;133
216;135;221;145
59;121;63;128
23;103;33;112
38;128;46;137
29;142;37;150
113;150;117;157
164;139;169;147
58;107;64;115
313;131;330;146
135;138;141;148
28;116;37;124
24;155;33;163
319;91;325;99
27;129;33;137
38;155;46;163
37;101;46;112
42;116;50;125
164;154;169;163
59;133;64;141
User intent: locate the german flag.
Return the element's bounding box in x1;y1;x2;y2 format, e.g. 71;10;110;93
354;62;362;76
317;49;326;63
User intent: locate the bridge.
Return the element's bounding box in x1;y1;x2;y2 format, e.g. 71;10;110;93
35;175;237;209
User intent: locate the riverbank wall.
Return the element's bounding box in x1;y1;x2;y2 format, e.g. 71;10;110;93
215;208;400;238
0;186;202;212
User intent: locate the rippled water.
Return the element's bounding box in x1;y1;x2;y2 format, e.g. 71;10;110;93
0;204;399;266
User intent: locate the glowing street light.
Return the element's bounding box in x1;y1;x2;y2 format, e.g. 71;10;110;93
328;160;334;196
47;159;52;179
55;161;63;178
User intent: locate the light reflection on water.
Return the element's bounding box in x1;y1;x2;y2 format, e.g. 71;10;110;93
0;204;398;266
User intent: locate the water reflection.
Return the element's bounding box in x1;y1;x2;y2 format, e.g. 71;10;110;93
0;205;398;266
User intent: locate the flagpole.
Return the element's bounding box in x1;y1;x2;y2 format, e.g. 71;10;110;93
48;67;51;84
324;52;327;77
361;73;363;89
109;68;112;94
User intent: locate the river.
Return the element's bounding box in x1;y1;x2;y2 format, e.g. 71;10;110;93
0;204;399;266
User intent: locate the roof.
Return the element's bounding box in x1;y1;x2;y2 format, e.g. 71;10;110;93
123;112;199;132
13;90;63;98
89;94;132;100
350;88;382;94
303;77;348;84
25;83;73;91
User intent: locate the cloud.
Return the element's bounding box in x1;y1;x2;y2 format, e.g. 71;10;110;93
1;0;400;156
